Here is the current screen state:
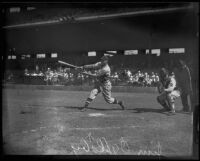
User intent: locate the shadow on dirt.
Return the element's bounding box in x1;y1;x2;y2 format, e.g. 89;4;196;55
23;105;192;115
132;108;176;116
132;108;192;115
63;106;125;111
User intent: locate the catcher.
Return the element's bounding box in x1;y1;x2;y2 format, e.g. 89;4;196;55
76;55;125;112
157;68;181;113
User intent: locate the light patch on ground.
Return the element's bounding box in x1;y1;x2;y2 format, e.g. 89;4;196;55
44;148;61;155
88;113;106;117
3;89;193;156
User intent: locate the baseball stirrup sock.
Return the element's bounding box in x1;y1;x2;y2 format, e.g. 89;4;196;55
113;98;119;104
85;98;93;107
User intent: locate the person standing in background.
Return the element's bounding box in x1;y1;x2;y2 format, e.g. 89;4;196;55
174;59;193;112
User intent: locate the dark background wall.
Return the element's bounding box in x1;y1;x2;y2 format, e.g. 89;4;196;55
5;10;197;54
4;8;198;74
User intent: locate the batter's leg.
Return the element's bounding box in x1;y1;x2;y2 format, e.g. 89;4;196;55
102;82;125;110
80;87;101;111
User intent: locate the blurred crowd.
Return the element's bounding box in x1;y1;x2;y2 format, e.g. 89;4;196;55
112;69;160;87
18;67;160;87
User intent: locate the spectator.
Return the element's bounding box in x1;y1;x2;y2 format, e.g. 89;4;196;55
24;68;29;76
38;71;44;76
154;73;160;86
151;72;156;84
127;69;132;78
155;73;159;82
112;72;119;85
35;65;39;74
45;68;53;85
7;72;14;82
138;70;142;77
144;72;151;87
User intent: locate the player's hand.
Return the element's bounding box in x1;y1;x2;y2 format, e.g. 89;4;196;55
75;66;83;70
82;71;88;75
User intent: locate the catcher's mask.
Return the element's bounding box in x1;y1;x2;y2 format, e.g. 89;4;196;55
101;55;109;61
159;68;169;79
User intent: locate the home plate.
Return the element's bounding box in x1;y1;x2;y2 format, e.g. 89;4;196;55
88;113;105;117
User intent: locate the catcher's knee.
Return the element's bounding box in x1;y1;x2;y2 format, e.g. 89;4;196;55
166;94;175;104
157;96;166;105
157;96;161;103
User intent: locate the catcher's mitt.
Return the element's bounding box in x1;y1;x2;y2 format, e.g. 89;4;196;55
157;82;164;94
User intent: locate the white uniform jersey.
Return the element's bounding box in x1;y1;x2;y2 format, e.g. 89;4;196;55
94;62;111;77
161;76;178;94
85;62;111;83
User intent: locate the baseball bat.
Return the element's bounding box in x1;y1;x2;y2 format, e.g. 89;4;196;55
58;60;80;68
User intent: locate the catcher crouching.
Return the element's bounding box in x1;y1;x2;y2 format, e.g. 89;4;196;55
157;68;181;113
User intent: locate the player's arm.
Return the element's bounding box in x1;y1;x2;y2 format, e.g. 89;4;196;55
83;62;101;69
75;62;101;71
157;82;164;94
82;70;112;78
82;71;98;77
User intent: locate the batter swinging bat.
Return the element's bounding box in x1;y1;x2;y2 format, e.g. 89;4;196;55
58;60;80;68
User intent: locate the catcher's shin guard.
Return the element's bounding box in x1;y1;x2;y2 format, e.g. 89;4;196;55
157;96;170;110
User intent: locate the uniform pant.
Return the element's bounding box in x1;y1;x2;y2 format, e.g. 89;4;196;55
85;80;117;105
181;92;192;112
157;90;180;110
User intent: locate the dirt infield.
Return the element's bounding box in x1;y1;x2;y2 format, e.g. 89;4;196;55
2;88;193;157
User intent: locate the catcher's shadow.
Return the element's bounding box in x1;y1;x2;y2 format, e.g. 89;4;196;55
132;108;175;116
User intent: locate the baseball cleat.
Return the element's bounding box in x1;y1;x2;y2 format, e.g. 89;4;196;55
119;101;125;110
79;107;87;112
169;109;175;113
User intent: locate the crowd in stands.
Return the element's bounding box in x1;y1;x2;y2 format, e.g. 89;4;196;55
17;66;160;87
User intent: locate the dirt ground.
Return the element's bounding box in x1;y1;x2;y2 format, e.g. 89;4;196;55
2;88;193;157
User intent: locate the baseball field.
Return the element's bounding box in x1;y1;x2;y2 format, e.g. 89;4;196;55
2;86;193;157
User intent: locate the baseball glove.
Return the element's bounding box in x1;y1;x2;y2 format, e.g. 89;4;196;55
157;82;164;94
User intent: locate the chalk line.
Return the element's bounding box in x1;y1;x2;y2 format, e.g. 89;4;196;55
69;125;142;130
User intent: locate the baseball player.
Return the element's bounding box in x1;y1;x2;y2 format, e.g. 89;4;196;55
77;55;125;112
157;68;181;113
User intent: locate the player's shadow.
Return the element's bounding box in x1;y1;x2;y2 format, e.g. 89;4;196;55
62;106;125;111
132;108;174;115
133;107;192;115
87;107;124;111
